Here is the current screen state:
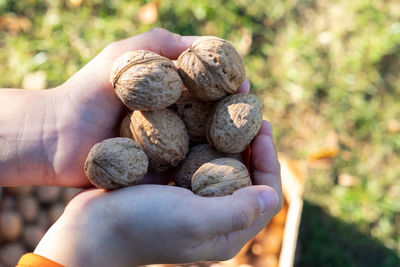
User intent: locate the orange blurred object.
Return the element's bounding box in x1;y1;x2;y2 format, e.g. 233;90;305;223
138;1;159;24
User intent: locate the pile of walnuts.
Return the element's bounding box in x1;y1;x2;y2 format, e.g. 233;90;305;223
84;36;263;196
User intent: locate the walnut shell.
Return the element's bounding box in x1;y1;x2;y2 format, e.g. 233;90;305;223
192;158;252;197
174;144;242;189
0;243;26;267
35;186;61;204
177;36;245;102
169;90;216;143
17;195;39;222
111;50;183;110
207;93;263;154
120;112;133;139
130;109;189;172
23;225;46;250
84;137;148;189
0;210;23;242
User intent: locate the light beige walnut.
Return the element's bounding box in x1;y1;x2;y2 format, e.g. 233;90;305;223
192;158;252;197
177;36;245;102
17;195;39;222
22;225;46;250
174;144;242;189
0;243;26;267
120;112;133;139
130;109;189;172
169;90;216;143
84;137;148;190
207;93;262;154
111;50;183;110
0;210;23;242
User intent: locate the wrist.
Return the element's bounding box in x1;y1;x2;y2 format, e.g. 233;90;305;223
34;192;142;267
0;88;59;186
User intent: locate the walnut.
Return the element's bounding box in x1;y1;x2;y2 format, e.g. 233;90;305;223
207;93;262;154
174;144;242;189
169;90;216;143
177;36;245;102
130;109;189;172
84;137;148;190
191;158;252;197
17;195;39;222
120;112;133;139
0;210;23;242
110;50;183;110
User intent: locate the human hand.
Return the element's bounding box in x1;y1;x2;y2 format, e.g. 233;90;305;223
34;120;282;266
49;28;251;187
47;28;193;187
0;28;250;187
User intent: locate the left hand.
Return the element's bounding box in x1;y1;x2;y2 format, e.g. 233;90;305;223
47;28;250;187
48;28;199;187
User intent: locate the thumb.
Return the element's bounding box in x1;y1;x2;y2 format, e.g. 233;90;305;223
104;27;197;60
67;28;197;91
191;185;279;238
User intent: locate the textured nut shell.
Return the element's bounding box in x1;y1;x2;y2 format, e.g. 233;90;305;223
23;225;46;250
120;113;133;139
174;144;242;189
111;50;183;110
169;90;216;143
17;195;39;222
84;137;148;189
207;93;262;154
177;36;245;102
192;158;252;197
130;109;189;172
0;211;23;241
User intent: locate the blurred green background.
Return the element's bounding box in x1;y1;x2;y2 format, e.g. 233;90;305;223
0;0;399;265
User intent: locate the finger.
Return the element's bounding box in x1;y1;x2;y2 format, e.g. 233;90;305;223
190;185;279;238
258;120;274;139
236;78;250;94
106;28;198;61
251;130;282;213
68;28;198;99
203;212;272;261
252;134;279;175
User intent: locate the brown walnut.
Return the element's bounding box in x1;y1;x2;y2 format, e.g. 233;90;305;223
207;93;263;154
84;137;148;190
191;158;252;197
130;109;189;172
177;36;245;102
120;112;133;139
111;50;183;110
174;144;242;189
169;90;216;143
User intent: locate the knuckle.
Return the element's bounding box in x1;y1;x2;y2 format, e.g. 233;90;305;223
231;206;252;231
148;27;181;42
148;27;171;37
102;41;121;57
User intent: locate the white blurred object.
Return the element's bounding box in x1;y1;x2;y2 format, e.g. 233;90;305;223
22;71;46;90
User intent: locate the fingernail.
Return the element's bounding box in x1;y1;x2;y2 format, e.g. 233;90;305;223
258;190;279;214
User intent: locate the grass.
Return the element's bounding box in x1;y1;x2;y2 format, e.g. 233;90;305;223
0;0;399;265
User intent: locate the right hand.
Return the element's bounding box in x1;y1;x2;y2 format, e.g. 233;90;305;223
34;121;282;267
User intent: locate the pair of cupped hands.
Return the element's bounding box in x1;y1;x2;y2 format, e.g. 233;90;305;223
30;28;282;266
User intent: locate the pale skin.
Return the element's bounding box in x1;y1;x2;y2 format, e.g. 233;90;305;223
0;28;282;266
